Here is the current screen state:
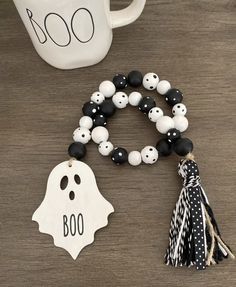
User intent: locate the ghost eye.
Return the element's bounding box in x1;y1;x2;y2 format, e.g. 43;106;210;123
74;174;81;185
60;176;68;190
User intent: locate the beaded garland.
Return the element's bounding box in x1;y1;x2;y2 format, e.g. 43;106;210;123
33;70;234;269
67;70;234;270
69;71;191;166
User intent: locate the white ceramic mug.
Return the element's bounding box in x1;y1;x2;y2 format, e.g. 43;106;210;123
13;0;146;70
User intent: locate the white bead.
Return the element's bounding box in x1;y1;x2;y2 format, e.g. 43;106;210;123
112;92;129;109
156;116;175;134
143;73;159;90
173;115;189;132
91;126;109;144
128;151;142;166
156;80;171;95
141;146;158;164
73;127;91;144
129;92;142;106
91;91;105;105
99;80;116;98
98;141;114;156
79;116;93;130
172;103;187;116
148;107;164;122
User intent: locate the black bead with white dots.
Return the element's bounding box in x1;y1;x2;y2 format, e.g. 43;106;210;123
166;128;181;144
138;96;156;114
82;101;100;118
93;114;107;127
111;148;128;165
165;88;183;107
113;74;128;89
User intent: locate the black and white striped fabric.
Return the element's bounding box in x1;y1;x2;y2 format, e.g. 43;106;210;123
165;159;232;270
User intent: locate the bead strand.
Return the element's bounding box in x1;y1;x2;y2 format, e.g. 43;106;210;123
68;71;193;166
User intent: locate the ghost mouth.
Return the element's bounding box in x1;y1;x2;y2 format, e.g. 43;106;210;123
69;191;75;201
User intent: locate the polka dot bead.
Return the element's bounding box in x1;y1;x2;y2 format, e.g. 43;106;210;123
73;127;91;144
143;73;159;90
98;141;114;156
112;92;129;109
172;103;187;116
148;107;164;122
141;146;159;164
91;92;105;105
99;80;116;98
73;71;189;164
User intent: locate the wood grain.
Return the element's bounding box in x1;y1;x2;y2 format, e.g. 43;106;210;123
0;1;235;286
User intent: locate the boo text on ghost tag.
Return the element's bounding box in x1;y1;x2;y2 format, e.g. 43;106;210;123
26;7;95;47
63;214;84;237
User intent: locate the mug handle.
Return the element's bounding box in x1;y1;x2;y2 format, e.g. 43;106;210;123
110;0;146;29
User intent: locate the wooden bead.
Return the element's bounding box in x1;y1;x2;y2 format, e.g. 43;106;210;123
98;141;114;156
91;92;105;105
174;138;193;156
112;92;129;109
91;127;109;144
173;115;189;132
156;139;172;157
148;107;164;122
166;128;181;143
93;114;107;127
128;151;142;166
129;92;142;106
79;116;93;129
172;103;187;116
111;148;128;165
100;100;116;117
138;96;156;114
141;146;158;164
156;116;175;134
165;89;183;107
99;80;116;98
113;74;128;89
82;101;99;118
68;142;86;160
143;72;159;90
128;70;143;87
157;80;171;95
73;127;91;144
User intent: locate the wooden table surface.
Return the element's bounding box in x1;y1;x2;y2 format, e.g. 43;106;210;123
0;1;235;286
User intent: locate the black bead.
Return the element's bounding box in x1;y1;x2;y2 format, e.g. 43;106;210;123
82;101;99;118
156;139;172;157
166;128;181;144
128;70;143;87
138;96;156;114
68;142;86;160
113;74;128;89
165;89;183;107
93;114;107;127
111;148;128;165
100;99;116;117
174;138;193;157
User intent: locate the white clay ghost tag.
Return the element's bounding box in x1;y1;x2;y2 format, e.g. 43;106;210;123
32;160;114;259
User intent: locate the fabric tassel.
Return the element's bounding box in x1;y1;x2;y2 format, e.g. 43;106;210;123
165;154;235;270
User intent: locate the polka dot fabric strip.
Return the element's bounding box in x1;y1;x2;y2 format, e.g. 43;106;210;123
189;186;206;270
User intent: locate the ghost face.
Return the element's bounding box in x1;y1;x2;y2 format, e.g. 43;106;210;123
32;160;114;260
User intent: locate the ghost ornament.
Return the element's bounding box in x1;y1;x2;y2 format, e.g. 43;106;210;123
32;160;114;260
